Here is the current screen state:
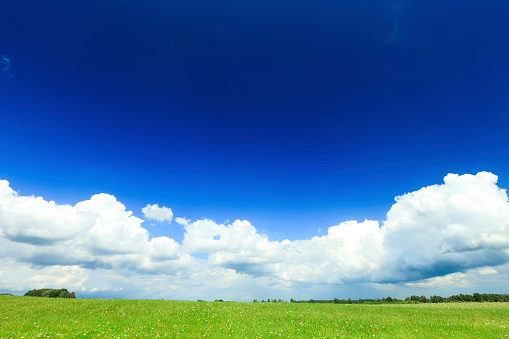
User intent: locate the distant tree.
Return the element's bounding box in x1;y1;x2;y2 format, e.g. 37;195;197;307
410;295;420;302
290;298;295;303
449;295;461;302
58;290;70;298
25;289;51;297
25;288;75;298
430;295;444;303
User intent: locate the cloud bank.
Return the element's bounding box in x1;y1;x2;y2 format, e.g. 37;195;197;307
0;172;508;300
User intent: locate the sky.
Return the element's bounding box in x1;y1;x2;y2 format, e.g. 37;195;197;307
0;0;509;301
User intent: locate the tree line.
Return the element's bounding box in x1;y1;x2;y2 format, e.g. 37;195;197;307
281;293;509;304
24;288;76;299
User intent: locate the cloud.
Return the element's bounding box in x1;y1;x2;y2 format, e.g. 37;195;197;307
175;217;190;226
386;21;400;43
180;172;509;286
478;267;498;276
1;172;509;300
405;272;470;288
380;172;509;282
0;181;185;274
385;1;407;44
142;204;173;223
404;266;500;289
1;55;13;77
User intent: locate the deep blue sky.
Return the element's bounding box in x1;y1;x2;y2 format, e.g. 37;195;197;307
1;0;508;240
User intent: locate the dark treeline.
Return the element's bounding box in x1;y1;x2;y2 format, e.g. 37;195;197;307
24;288;76;299
287;293;509;304
253;293;509;304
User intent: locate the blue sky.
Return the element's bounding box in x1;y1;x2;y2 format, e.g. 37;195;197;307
1;0;509;300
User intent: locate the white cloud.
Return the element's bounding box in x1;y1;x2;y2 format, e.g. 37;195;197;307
405;272;470;288
142;204;173;223
379;172;509;283
1;172;509;300
478;267;498;276
175;217;190;226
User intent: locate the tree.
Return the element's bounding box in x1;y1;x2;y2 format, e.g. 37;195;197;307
58;290;70;298
24;288;75;298
430;295;444;303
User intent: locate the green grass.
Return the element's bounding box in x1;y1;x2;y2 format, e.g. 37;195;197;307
1;295;508;338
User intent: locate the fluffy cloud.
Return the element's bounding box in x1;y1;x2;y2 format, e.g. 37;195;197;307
1;172;509;300
0;181;185;275
180;172;509;286
380;172;509;282
142;204;173;223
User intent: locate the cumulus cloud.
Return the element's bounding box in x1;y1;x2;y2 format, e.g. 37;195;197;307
142;204;173;223
1;172;509;299
0;181;186;274
380;172;509;282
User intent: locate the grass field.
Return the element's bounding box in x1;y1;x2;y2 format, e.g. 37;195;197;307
1;295;508;338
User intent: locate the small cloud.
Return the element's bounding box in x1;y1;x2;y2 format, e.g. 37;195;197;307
142;204;173;223
175;217;190;226
478;267;498;276
405;272;470;288
1;55;14;78
385;1;406;45
386;21;400;44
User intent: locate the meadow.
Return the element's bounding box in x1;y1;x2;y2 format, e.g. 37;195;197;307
1;295;508;338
